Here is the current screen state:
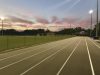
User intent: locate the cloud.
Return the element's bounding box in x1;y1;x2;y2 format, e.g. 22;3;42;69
62;17;80;23
78;18;97;28
7;15;33;24
0;5;38;22
0;15;93;31
35;16;49;24
51;16;59;23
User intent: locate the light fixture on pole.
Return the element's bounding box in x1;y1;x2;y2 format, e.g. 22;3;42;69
89;10;93;37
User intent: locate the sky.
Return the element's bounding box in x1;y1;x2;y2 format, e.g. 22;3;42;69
0;0;100;31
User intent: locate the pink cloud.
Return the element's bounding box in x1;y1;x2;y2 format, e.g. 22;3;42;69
78;18;96;28
35;16;49;24
51;16;59;23
62;18;79;24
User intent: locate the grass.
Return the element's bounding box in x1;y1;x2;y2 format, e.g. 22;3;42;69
0;35;75;53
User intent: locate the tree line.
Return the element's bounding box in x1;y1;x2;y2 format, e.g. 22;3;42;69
0;28;88;36
0;23;100;36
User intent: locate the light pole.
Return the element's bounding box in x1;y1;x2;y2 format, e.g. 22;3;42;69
0;17;5;36
96;0;99;37
89;10;93;37
0;17;9;50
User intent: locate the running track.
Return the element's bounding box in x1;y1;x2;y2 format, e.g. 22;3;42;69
0;37;100;75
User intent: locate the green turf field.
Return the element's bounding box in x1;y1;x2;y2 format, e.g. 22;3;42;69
0;35;74;53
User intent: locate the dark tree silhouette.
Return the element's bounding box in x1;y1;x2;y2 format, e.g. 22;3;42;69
0;27;91;36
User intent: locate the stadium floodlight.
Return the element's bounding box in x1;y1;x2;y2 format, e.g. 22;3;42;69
89;10;93;14
0;17;5;20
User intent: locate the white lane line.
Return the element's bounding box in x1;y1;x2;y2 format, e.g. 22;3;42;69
56;40;81;75
85;39;95;75
0;43;47;54
0;39;74;70
88;38;100;49
0;43;63;70
20;39;78;75
0;46;43;61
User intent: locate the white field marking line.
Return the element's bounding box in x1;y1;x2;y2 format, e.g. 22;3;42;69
56;40;81;75
88;38;100;49
0;37;74;61
0;42;55;61
85;39;95;75
20;39;78;75
0;39;74;70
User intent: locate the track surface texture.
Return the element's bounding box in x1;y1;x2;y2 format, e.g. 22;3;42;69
0;37;100;75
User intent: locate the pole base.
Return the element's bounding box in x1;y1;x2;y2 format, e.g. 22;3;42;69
93;36;99;39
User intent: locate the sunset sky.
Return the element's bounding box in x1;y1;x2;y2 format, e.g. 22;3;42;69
0;0;100;31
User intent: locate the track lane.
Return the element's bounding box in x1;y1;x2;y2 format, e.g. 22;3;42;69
57;38;92;75
86;38;100;75
19;37;80;75
0;37;98;75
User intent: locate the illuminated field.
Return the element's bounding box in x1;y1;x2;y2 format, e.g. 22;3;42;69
0;35;74;53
